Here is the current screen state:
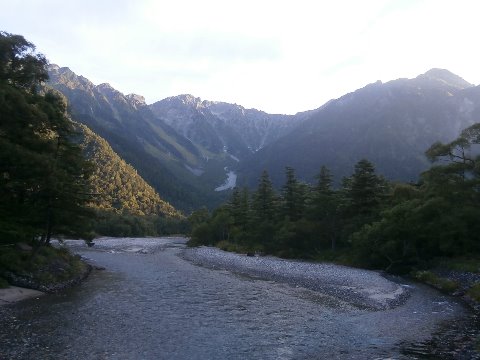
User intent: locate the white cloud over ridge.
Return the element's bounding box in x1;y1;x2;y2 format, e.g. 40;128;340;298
1;0;479;114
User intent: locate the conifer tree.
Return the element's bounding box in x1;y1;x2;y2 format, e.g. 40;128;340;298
251;170;277;223
280;167;306;221
0;32;93;244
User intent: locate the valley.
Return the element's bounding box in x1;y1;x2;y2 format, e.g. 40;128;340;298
48;66;480;209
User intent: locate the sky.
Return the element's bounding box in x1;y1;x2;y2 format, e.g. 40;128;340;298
1;0;479;114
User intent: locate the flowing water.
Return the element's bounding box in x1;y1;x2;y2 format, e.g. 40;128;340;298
0;237;477;359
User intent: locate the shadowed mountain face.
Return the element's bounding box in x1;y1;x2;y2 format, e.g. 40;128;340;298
77;123;181;218
47;66;304;209
238;69;480;187
149;94;303;159
48;65;224;210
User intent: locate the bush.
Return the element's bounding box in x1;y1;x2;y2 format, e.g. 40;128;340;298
467;283;480;302
0;244;88;288
0;277;9;288
413;270;459;293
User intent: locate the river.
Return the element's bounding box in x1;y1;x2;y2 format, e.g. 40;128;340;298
0;237;478;359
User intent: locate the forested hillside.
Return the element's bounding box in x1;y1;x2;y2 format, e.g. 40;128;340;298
78;123;180;218
48;66;233;211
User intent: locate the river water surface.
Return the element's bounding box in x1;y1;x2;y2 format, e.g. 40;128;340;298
0;237;477;359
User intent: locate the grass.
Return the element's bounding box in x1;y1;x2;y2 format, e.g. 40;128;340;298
413;270;460;293
0;243;88;287
215;240;265;255
467;283;480;302
0;277;9;288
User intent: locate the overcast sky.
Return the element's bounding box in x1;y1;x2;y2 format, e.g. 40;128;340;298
2;0;479;114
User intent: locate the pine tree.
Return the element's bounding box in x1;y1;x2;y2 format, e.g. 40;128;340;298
345;159;385;215
251;170;277;223
280;167;306;221
310;166;340;251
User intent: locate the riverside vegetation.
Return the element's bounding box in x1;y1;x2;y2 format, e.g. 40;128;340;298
189;127;480;306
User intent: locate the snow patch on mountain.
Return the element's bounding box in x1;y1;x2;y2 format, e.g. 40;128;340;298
215;169;237;191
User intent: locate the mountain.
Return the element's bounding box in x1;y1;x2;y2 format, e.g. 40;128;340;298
48;66;305;209
49;64;480;204
239;69;480;187
149;95;301;159
77;123;181;218
47;65;234;210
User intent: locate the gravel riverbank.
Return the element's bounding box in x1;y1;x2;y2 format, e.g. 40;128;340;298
183;246;410;310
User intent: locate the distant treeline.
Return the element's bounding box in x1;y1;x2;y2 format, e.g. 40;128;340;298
189;125;480;273
91;210;189;238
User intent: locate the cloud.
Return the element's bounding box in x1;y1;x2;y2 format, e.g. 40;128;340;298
1;0;479;113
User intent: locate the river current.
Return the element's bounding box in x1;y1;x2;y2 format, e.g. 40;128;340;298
0;237;477;359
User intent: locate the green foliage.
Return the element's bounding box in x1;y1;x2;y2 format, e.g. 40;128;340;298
0;244;88;287
190;128;480;273
92;210;188;238
251;170;278;223
0;31;48;92
79;123;182;218
432;258;480;273
0;33;93;245
413;271;460;293
467;283;480;302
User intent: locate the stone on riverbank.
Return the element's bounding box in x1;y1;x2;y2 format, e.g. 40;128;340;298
0;286;44;305
183;246;410;310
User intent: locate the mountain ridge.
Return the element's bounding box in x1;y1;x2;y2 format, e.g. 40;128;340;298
238;69;480;187
48;64;480;206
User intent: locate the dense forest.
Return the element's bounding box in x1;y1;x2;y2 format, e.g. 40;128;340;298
78;123;188;237
190;125;480;273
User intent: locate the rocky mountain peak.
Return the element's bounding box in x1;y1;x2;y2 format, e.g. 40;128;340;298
417;68;472;89
47;64;94;91
126;93;146;107
97;83;115;91
177;94;203;108
47;63;61;71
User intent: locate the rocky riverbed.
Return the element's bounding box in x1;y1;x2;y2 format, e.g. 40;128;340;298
183;246;409;311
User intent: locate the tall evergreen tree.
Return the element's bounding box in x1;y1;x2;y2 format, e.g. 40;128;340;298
309;166;340;251
0;32;93;244
251;170;277;223
228;187;250;229
250;170;278;251
344;159;387;216
280;167;306;221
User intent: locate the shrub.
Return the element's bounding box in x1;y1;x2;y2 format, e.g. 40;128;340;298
413;271;459;293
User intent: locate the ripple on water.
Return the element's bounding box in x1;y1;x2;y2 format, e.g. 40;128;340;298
0;238;477;359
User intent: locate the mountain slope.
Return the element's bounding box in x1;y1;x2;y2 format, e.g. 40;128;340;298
48;66;306;209
149;94;302;159
48;65;231;210
239;69;479;186
77;123;181;217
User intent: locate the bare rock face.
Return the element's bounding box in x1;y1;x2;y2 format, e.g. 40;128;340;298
149;94;303;158
126;93;146;108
